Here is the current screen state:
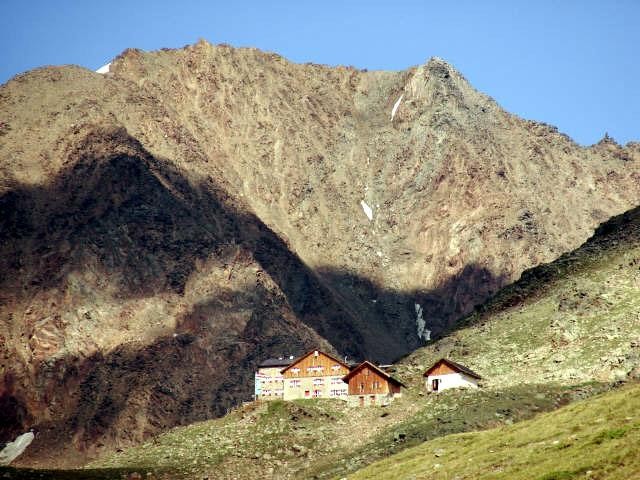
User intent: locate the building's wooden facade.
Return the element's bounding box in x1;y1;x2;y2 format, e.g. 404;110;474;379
280;350;350;400
423;358;481;393
342;361;405;406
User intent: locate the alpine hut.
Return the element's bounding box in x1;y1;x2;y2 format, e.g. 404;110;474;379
423;358;481;393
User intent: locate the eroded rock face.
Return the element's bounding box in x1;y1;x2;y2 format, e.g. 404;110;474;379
0;41;638;464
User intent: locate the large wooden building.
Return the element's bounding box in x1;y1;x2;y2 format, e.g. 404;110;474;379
254;357;293;400
342;361;405;407
280;350;350;400
423;358;481;393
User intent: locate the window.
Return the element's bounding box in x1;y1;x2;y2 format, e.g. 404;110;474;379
359;382;365;393
373;381;380;390
313;389;322;398
313;378;324;385
364;369;370;376
291;367;300;376
331;364;342;371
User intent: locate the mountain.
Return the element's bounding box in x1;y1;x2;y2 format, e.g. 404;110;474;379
1;39;639;462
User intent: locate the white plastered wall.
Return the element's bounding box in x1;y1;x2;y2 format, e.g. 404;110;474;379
425;372;479;392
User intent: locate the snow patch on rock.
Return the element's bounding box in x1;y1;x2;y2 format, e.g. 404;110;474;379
0;431;34;465
96;63;111;74
391;94;404;120
415;303;430;341
361;200;373;221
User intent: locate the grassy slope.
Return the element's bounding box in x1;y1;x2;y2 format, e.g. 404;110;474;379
7;207;638;479
85;382;611;480
306;382;615;479
348;382;640;480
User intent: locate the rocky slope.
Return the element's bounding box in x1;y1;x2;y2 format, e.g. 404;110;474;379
1;40;639;462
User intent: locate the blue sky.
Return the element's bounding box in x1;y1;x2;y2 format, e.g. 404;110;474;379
1;0;638;145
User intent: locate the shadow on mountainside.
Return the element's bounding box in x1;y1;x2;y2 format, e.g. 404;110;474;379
0;126;368;356
0;126;508;362
0;467;157;480
316;264;507;354
8;285;322;466
1;126;508;463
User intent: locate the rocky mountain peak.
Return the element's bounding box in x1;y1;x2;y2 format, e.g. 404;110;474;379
424;55;459;79
396;55;498;130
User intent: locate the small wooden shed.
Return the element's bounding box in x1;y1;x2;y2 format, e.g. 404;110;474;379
342;361;405;407
423;358;481;393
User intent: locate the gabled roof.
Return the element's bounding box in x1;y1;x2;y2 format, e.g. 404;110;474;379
258;358;294;368
423;358;482;380
280;349;350;374
342;361;407;388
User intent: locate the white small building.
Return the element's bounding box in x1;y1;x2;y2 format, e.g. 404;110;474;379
423;358;481;393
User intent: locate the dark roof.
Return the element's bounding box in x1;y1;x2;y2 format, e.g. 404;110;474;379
423;358;482;379
258;358;294;368
342;361;407;388
280;349;350;374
